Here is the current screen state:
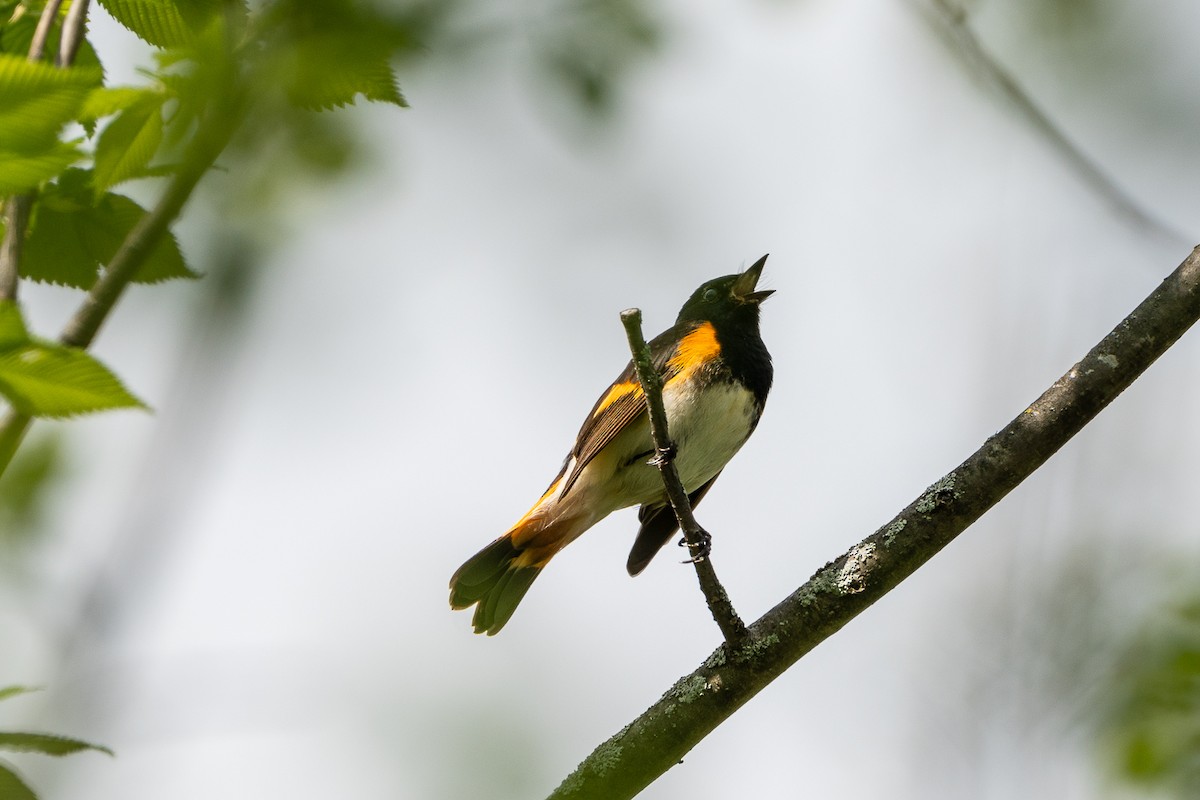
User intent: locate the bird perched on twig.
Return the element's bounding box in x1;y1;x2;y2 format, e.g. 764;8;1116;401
450;256;774;634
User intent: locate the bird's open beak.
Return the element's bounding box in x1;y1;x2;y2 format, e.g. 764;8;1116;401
732;254;774;304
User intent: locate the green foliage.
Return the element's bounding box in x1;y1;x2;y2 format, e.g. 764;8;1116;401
0;6;104;76
0;764;36;800
98;0;208;48
92;93;166;195
0;686;111;800
1101;595;1200;796
253;0;412;110
0;53;99;192
24;170;196;287
0;302;145;417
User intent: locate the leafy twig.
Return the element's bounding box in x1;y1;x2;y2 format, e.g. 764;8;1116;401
551;246;1200;799
619;308;747;645
0;0;68;302
0;84;242;479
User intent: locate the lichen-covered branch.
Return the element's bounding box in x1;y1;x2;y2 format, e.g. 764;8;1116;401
550;246;1200;800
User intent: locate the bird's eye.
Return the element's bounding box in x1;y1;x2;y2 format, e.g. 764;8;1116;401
702;288;718;302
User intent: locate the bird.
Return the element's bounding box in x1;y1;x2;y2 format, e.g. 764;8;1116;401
449;255;774;635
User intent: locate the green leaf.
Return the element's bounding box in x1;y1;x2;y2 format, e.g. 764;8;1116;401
24;183;197;287
85;194;195;284
0;762;36;800
97;0;195;48
0;143;83;194
283;43;406;110
0;732;113;758
0;54;100;151
255;0;411;111
79;86;154;126
22;204;98;288
93;95;166;195
0;731;112;758
0;302;31;349
0;342;146;418
0;687;39;704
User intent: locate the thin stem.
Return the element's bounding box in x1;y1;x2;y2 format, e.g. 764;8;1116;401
30;0;64;61
0;196;31;301
0;0;67;303
56;0;91;68
551;246;1200;800
619;308;747;645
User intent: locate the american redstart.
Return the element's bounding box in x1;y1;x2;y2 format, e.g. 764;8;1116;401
450;256;774;634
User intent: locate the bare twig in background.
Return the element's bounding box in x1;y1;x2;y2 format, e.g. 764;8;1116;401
30;0;64;61
620;308;747;645
917;0;1190;245
550;245;1200;799
0;198;29;302
56;0;91;67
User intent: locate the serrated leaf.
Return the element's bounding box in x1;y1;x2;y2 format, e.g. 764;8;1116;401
22;205;98;288
280;40;406;110
0;687;39;703
0;143;83;194
85;194;195;284
0;342;146;417
0;54;100;151
24;186;196;287
0;762;36;800
0;302;31;349
0;732;113;757
93;96;165;196
97;0;194;48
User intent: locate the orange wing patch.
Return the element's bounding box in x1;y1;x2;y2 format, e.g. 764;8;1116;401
593;380;641;416
667;321;721;378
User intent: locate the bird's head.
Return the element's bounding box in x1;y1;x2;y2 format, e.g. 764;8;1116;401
675;254;773;326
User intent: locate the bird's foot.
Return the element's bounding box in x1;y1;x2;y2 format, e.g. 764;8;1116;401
678;528;712;564
649;441;677;467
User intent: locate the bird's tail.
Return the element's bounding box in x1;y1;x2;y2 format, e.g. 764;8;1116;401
448;532;544;635
451;472;587;634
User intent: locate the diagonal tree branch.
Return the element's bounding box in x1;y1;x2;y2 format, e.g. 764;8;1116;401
916;0;1190;245
620;308;747;645
549;245;1200;800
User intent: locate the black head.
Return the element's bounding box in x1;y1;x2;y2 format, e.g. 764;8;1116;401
675;254;774;326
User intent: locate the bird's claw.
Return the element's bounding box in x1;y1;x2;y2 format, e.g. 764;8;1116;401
678;528;712;564
649;442;677;467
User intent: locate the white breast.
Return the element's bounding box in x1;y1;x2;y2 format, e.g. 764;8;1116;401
662;380;758;492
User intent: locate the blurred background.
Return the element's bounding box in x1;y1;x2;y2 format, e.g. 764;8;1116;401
3;0;1200;797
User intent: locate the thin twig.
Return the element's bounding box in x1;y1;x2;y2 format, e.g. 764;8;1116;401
30;0;64;61
0;197;31;301
56;0;91;68
0;0;67;302
551;246;1200;799
917;0;1190;246
619;308;747;645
